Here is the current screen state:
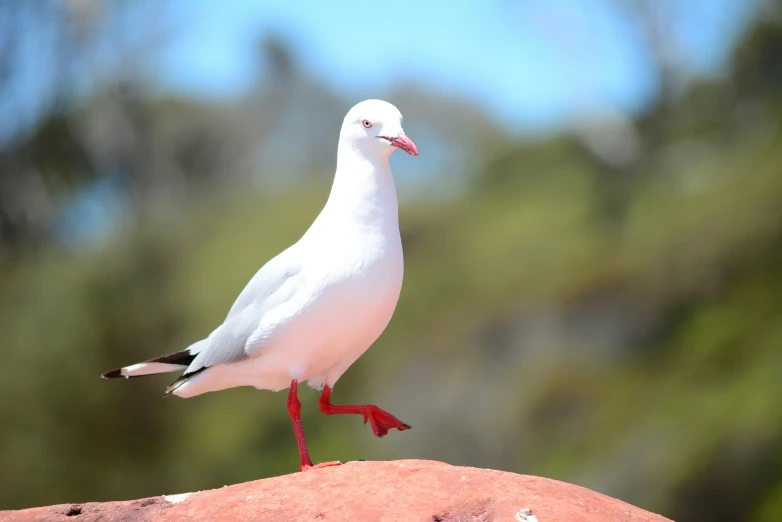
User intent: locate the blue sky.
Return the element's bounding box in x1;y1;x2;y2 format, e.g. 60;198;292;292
158;0;760;131
45;0;762;245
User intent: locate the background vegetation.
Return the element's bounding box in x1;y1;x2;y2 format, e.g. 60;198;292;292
1;2;781;521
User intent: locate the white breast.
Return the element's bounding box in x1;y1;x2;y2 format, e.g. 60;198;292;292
175;128;406;398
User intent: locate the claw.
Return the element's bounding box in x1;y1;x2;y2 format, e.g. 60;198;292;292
366;407;411;438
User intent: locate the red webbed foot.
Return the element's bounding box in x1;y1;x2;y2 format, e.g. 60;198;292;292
362;405;412;438
318;385;412;438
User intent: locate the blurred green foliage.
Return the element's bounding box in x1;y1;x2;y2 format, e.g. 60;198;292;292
1;5;782;522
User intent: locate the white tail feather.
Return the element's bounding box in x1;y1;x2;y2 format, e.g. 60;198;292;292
121;362;187;377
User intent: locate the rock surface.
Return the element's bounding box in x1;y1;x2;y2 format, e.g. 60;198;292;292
2;460;671;522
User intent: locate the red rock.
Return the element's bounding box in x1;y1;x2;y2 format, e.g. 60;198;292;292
1;459;671;522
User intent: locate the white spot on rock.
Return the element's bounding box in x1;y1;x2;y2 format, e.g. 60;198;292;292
516;507;539;521
164;493;192;504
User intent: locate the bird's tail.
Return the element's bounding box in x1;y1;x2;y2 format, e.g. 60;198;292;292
101;349;196;379
162;366;207;397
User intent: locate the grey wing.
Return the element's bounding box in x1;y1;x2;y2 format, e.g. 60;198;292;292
226;246;302;319
186;248;302;373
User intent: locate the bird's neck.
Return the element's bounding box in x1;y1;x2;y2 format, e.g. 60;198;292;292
323;146;399;230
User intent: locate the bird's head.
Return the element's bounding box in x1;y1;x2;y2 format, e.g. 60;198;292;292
340;99;418;160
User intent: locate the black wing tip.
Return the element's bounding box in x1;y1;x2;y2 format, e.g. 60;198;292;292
152;349;196;366
162;379;184;397
101;368;123;379
102;349;197;381
162;367;206;397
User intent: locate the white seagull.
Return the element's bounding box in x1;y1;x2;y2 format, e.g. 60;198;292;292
102;99;417;471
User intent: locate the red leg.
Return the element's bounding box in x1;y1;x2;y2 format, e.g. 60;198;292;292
318;385;411;438
287;379;314;470
286;380;341;472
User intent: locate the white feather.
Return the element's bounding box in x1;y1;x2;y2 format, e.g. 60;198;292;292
121;362;187;377
111;100;415;398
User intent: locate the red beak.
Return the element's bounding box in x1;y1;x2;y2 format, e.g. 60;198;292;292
385;132;418;156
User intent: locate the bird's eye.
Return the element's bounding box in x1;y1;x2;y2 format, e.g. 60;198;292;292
362;119;372;128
